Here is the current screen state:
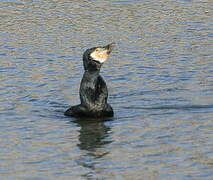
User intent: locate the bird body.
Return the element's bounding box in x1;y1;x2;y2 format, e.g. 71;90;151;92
64;43;114;118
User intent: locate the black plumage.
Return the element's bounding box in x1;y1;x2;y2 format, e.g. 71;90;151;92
64;43;114;118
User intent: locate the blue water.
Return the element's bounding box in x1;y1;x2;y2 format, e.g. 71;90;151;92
0;0;213;179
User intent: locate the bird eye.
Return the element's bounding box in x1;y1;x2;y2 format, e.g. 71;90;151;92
95;48;99;52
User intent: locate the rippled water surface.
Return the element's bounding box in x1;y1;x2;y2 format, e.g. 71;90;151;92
0;0;213;179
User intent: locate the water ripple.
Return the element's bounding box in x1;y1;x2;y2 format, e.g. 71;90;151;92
0;0;212;179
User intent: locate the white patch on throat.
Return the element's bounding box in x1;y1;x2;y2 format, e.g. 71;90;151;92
90;51;108;63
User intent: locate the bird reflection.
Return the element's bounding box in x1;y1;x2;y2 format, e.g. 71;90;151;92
73;118;113;178
74;118;112;152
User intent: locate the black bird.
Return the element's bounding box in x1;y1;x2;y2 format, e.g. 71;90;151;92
64;43;114;118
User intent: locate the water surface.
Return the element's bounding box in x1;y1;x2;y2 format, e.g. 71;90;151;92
0;0;213;179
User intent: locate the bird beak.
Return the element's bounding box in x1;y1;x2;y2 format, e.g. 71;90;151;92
104;42;115;54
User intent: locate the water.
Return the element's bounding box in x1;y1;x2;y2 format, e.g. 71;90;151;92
0;0;212;179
